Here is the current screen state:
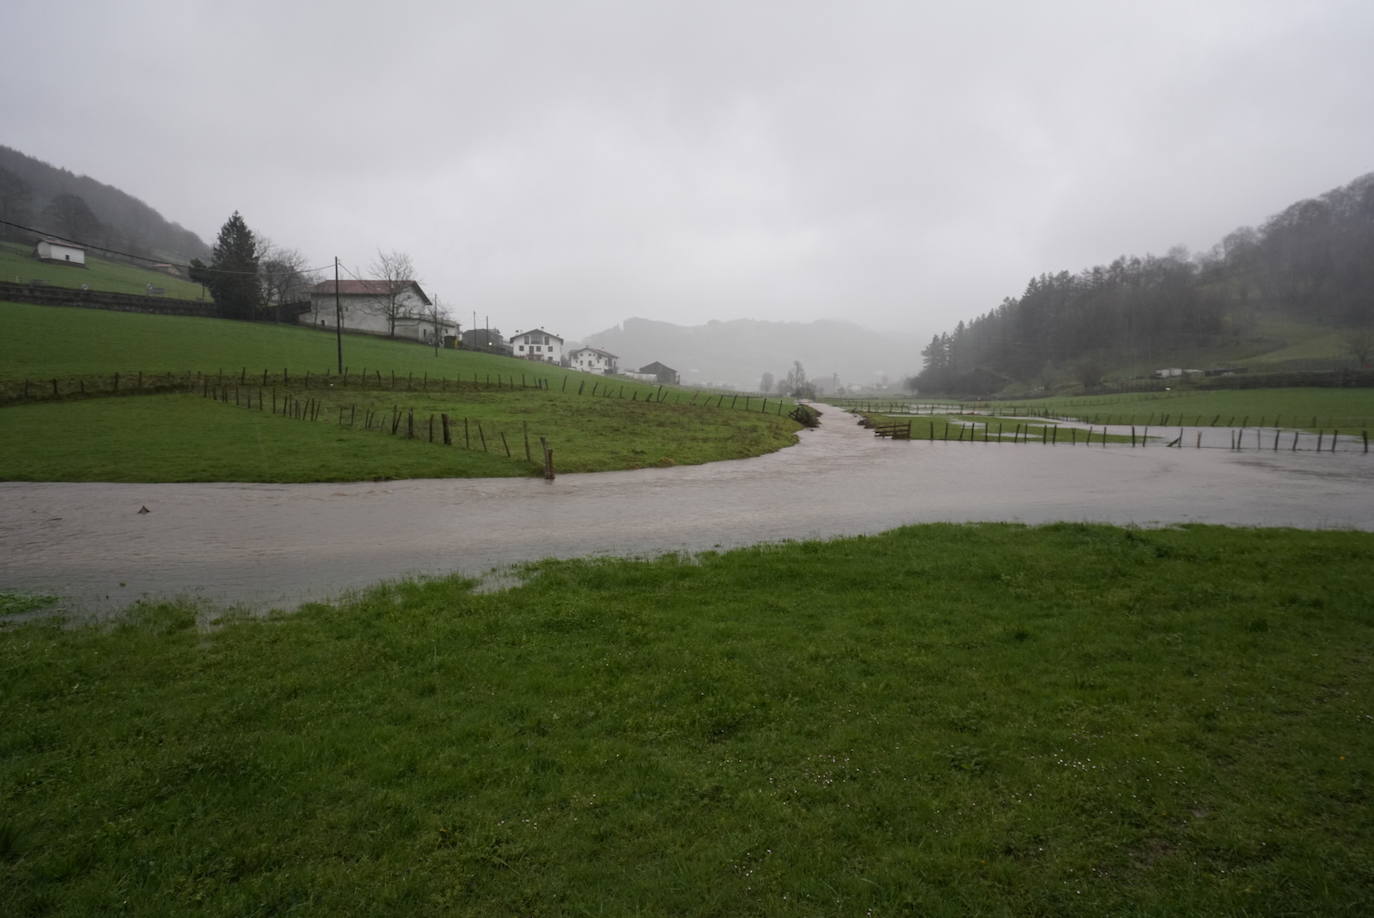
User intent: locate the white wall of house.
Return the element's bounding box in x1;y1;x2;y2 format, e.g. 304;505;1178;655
568;348;617;374
302;290;434;339
35;240;85;265
510;330;564;363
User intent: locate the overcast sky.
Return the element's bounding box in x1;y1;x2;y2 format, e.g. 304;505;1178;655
6;0;1373;343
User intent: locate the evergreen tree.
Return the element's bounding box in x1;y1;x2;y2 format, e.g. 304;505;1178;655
192;212;261;319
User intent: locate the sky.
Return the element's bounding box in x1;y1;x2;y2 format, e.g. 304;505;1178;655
5;0;1374;344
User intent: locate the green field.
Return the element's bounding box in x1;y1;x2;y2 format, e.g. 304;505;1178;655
2;523;1371;915
0;301;801;480
0;242;206;299
988;388;1374;429
0;389;798;481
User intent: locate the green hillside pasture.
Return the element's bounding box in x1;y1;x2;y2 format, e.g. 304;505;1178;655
0;395;528;482
989;388;1374;430
2;523;1371;915
0;300;594;388
0;242;205;299
0;386;800;481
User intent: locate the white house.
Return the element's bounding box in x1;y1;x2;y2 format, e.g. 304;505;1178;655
510;328;564;363
567;346;618;374
34;238;85;266
304;279;454;344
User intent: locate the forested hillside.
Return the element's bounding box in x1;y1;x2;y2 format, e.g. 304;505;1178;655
915;172;1374;394
0;145;208;263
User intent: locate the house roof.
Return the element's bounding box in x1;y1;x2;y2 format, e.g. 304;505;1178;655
37;237;83;250
310;279;432;306
569;346;617;359
511;327;564;342
639;361;677;374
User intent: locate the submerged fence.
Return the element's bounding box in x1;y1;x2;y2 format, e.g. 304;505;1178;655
866;415;1369;454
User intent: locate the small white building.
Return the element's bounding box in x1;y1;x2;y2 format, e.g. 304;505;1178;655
305;279;453;343
510;328;564;363
567;346;618;374
34;238;85;266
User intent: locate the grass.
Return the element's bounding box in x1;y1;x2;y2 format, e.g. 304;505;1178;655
0;242;206;299
1;523;1371;915
987;388;1374;430
0;386;800;481
855;412;1138;444
0;300;801;480
0;394;530;481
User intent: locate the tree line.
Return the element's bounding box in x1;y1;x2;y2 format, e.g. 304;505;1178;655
0;144;208;262
913;171;1374;395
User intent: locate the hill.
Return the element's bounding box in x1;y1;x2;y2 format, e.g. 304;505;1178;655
914;171;1374;395
582;316;915;392
0;241;206;300
0;144;208;263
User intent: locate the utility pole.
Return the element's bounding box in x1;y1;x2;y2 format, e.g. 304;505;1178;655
334;257;343;374
432;295;441;357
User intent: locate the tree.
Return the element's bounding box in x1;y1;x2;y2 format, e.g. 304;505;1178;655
759;371;774;393
1345;327;1374;368
780;361;816;399
41;193;104;245
369;249;418;337
258;241;310;319
0;166;34;241
190;212;260;320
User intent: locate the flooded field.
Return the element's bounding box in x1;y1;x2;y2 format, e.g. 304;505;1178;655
3;402;1371;615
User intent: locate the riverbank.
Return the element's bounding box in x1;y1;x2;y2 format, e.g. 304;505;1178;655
3;522;1371;915
3;402;1371;615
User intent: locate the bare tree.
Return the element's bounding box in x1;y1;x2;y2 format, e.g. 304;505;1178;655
1345;327;1374;369
369;249;419;337
258;240;311;320
759;371;774;393
429;296;455;356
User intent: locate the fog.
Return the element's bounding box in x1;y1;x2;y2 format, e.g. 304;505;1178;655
5;0;1373;347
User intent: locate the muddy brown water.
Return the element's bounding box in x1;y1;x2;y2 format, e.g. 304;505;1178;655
3;403;1371;616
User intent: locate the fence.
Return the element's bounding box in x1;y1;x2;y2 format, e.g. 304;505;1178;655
866;416;1369;453
0;366;802;422
199;381;557;477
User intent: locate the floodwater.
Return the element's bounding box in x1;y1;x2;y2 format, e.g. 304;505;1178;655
2;402;1371;615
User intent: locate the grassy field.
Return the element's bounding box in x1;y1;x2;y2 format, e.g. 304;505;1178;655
989;388;1374;429
0;300;588;386
0;300;802;480
0;388;798;481
0;242;206;299
855;412;1137;444
2;523;1371;915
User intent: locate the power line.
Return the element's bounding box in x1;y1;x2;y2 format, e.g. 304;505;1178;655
0;217;334;277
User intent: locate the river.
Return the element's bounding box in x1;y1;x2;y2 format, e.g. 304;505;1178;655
2;403;1371;615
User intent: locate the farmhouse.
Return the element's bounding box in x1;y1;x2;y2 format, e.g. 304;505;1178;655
638;361;680;385
304;279;454;344
568;346;618;374
510;328;564;363
34;238;85;266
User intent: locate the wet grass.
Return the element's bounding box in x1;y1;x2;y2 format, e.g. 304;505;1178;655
1;523;1371;915
857;412;1137;444
989;389;1374;430
0;242;206;299
0;395;530;481
0;388;800;481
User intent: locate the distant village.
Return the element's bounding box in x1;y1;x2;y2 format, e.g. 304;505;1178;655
302;278;681;385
